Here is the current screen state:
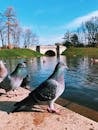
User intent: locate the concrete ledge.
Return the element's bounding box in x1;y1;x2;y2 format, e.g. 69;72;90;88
0;88;98;130
56;98;98;122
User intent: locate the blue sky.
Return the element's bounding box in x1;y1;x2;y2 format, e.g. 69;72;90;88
0;0;98;44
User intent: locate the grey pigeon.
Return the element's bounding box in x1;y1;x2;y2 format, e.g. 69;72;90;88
0;62;28;96
20;74;31;90
12;62;67;114
0;60;8;83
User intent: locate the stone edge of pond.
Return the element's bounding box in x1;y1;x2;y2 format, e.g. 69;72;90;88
0;87;98;130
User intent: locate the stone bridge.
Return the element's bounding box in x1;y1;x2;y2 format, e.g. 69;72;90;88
28;45;67;56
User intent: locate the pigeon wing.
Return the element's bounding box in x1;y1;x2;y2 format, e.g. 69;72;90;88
30;79;57;101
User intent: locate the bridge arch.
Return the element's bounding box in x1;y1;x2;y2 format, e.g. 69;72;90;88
45;50;55;56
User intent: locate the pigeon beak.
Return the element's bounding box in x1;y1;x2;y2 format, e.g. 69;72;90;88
65;65;69;70
58;61;69;70
22;62;27;67
63;63;68;70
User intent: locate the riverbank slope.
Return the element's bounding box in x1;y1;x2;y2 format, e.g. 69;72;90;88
0;49;42;58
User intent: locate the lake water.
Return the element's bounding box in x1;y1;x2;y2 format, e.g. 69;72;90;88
1;55;98;111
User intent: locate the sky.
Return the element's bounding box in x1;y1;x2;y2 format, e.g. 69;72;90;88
0;0;98;45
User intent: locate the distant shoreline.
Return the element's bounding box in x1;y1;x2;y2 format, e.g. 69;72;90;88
62;47;98;57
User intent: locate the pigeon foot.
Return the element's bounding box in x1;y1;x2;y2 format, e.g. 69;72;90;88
47;107;61;115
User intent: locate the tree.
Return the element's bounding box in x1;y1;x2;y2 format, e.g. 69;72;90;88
79;17;98;46
76;24;88;44
0;6;39;48
23;29;32;48
4;7;18;47
12;25;22;47
70;34;79;46
63;31;72;47
0;12;6;47
63;31;71;42
31;33;39;45
95;32;98;46
23;28;39;48
85;21;96;46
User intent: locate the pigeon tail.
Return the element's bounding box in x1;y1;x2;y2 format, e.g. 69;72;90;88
11;106;21;113
12;94;37;113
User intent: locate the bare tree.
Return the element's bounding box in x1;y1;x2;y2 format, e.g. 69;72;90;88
0;13;5;47
63;30;71;42
85;21;96;45
62;31;72;47
70;33;79;46
95;32;98;46
0;29;6;47
4;7;18;47
23;29;32;48
31;33;39;45
12;25;22;47
0;7;39;48
80;17;98;46
77;24;86;44
23;28;39;48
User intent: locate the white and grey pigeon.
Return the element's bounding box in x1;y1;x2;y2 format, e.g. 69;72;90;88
0;62;28;96
12;61;67;114
0;60;8;83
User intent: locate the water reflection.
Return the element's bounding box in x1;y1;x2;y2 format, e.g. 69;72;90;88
1;56;98;110
63;56;98;110
25;56;67;87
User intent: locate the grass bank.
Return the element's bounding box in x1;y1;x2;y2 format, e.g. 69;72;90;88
62;47;98;57
0;48;42;58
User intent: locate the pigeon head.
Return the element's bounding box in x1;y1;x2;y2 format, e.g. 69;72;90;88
55;61;68;72
16;62;26;68
11;62;27;78
49;61;68;80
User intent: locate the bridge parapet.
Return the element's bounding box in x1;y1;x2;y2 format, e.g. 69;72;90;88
28;45;66;56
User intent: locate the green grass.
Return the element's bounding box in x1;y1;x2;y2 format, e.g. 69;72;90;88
0;48;42;58
62;47;98;57
1;47;98;58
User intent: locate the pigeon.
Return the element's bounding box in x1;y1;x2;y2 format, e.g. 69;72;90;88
20;74;31;90
12;61;67;114
0;62;28;97
0;60;8;83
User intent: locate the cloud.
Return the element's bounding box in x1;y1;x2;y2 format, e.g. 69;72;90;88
65;10;98;30
38;10;98;45
22;10;98;45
